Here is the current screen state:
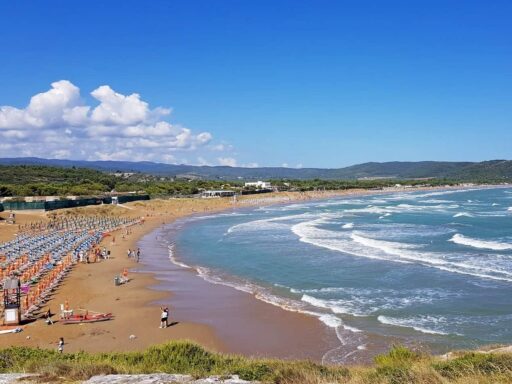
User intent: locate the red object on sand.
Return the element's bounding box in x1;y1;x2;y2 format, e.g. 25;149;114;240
61;313;114;324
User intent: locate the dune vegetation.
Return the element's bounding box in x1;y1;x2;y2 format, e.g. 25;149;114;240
0;342;511;383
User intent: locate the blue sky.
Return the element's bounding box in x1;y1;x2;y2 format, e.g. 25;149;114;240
0;1;511;167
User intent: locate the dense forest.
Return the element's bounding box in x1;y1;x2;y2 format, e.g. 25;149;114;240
0;165;237;197
0;164;504;198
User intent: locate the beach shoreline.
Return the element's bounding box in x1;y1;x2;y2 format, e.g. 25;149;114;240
0;185;505;362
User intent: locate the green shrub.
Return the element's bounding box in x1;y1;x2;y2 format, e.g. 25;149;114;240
433;352;512;379
233;361;274;381
374;346;422;384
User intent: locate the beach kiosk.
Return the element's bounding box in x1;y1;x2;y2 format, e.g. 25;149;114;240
6;212;15;225
3;277;21;325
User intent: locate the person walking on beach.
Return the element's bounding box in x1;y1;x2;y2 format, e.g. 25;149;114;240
160;306;169;328
136;248;141;262
58;337;64;353
45;308;53;325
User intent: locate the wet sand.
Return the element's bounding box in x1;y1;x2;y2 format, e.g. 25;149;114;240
136;224;340;361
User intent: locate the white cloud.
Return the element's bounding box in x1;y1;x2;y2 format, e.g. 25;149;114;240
0;80;222;162
197;157;212;166
161;154;176;163
210;143;233;152
218;157;238;167
52;149;71;159
0;80;81;129
1;130;28;139
90;86;142;125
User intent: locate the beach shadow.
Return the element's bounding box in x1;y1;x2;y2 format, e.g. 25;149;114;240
168;321;179;327
20;317;38;325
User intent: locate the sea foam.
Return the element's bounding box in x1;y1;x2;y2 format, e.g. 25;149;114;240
377;315;450;335
453;212;474;218
449;234;512;251
168;244;192;269
292;219;512;282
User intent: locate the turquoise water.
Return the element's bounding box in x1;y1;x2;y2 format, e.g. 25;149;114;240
171;187;512;362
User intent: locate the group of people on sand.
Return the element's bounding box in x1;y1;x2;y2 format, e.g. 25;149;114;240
46;307;172;355
121;227;133;240
49;308;172;355
127;248;141;262
78;246;110;263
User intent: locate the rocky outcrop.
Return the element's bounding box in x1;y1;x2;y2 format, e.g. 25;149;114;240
440;345;512;361
0;374;258;384
84;375;257;383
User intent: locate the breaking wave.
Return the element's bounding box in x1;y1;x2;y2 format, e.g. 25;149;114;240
300;289;452;318
168;244;192;269
377;315;450;335
291;220;512;282
449;234;512;251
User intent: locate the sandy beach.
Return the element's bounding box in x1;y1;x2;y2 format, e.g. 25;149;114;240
0;186;490;361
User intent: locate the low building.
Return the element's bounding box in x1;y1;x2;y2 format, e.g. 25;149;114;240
201;190;236;198
24;196;60;202
244;181;272;189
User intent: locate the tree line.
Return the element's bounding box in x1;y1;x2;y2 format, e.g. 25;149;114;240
0;165;505;198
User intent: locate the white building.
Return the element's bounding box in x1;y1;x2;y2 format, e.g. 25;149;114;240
244;181;272;189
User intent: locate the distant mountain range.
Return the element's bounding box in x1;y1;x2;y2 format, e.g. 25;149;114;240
0;157;511;181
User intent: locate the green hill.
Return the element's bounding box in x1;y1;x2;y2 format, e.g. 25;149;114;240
1;157;512;181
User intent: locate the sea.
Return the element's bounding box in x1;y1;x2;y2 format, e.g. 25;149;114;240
165;186;512;363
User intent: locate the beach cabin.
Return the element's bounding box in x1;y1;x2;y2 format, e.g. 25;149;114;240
3;277;21;325
201;190;236;198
